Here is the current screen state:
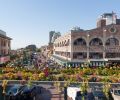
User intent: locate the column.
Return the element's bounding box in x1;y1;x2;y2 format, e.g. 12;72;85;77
103;29;106;58
70;36;73;61
87;34;90;59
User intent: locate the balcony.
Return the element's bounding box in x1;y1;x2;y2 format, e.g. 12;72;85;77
89;46;103;52
73;46;87;52
105;46;120;52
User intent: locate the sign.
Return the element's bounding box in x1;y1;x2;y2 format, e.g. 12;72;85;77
0;56;10;64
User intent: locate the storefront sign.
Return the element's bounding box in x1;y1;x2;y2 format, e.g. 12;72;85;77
0;56;10;64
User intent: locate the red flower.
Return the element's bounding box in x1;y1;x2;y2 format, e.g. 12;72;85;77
43;67;49;77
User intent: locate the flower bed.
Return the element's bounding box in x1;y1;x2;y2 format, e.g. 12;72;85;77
0;66;120;83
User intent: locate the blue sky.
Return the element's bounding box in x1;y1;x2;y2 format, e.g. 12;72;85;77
0;0;119;49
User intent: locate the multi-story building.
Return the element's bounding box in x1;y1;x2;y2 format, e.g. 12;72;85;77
51;32;61;43
53;12;120;67
0;30;12;64
49;31;55;44
47;31;61;57
40;45;49;57
49;31;61;44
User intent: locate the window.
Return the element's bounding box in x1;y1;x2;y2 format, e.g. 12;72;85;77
106;38;119;46
89;38;103;46
74;38;86;46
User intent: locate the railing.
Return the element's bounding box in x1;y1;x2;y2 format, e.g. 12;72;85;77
89;46;103;52
0;80;120;85
105;46;120;52
0;80;120;100
73;46;87;52
73;45;104;52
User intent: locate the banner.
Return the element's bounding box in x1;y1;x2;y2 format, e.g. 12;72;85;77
0;56;10;64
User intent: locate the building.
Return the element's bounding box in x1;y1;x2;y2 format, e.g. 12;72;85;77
47;31;61;57
0;30;12;64
49;31;55;44
49;31;61;44
97;12;120;27
40;45;49;57
52;12;120;67
51;32;61;43
40;44;53;58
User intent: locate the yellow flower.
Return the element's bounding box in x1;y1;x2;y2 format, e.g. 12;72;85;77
39;73;45;78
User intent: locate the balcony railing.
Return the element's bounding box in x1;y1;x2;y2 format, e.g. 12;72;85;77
73;45;87;52
105;46;120;52
89;46;103;52
0;80;120;85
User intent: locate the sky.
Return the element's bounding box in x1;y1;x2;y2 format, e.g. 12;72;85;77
0;0;120;49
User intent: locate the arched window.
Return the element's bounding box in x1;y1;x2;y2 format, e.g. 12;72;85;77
105;38;119;46
74;38;86;45
89;38;103;46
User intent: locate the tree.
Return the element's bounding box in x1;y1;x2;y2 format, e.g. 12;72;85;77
37;48;41;52
26;45;37;51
